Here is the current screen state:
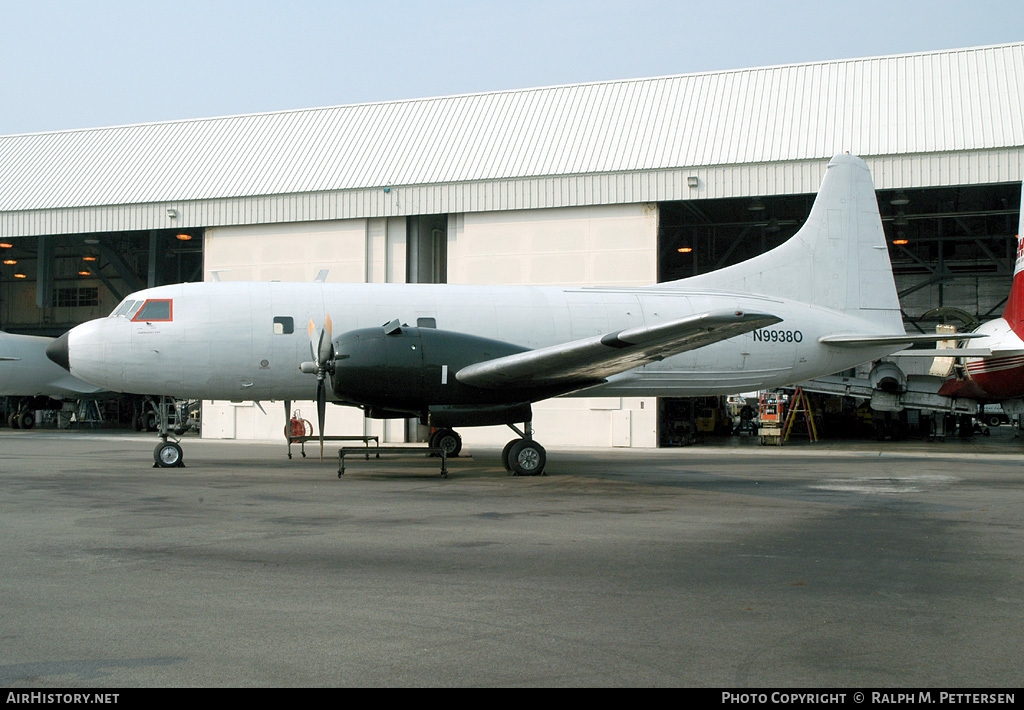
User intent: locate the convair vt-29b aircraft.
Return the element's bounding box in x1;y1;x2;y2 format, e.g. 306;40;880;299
47;154;950;473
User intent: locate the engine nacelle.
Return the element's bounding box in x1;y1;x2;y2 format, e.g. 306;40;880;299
331;324;544;422
868;361;907;393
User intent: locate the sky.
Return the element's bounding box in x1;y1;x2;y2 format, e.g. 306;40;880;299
1;0;1022;136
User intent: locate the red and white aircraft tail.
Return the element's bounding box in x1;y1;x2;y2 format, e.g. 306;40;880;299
940;182;1024;401
999;228;1024;337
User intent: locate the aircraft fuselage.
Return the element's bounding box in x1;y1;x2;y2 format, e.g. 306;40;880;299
61;280;899;403
959;318;1024;400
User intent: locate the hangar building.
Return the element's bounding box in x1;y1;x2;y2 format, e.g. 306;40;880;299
1;42;1022;447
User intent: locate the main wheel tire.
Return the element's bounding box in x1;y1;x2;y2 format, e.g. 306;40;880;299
430;428;462;457
501;439;518;472
508;439;546;476
17;411;34;429
154;441;184;468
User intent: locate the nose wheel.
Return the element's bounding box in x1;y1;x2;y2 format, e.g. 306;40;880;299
502;422;546;476
154;439;184;468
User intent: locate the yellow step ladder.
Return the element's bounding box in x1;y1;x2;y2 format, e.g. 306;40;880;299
783;387;818;442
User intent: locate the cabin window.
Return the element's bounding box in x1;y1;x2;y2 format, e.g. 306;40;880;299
132;299;173;322
273;316;294;335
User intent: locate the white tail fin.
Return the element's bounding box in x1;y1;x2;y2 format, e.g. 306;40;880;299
665;153;902;333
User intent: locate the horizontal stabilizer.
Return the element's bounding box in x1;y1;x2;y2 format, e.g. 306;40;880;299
820;333;986;348
893;348;1008;358
457;309;780;389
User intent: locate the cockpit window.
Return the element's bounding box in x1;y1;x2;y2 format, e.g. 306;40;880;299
131;299;173;322
111;299;137;317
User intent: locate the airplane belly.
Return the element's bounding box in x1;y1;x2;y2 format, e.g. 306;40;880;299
966;357;1024;399
962;320;1024;400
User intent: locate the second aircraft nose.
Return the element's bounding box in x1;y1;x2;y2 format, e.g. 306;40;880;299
46;331;70;371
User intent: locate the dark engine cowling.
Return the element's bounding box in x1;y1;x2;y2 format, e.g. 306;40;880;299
331;324;543;426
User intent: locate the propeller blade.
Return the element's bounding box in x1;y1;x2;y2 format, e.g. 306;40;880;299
317;378;326;460
305;314;335;460
307;318;320;363
319;312;334;364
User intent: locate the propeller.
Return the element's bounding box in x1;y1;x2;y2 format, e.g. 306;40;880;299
300;313;334;459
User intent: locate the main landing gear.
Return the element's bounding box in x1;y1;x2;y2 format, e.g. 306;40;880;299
429;427;463;457
501;422;546;476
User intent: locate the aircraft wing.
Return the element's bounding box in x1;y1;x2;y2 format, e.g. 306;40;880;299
456;309;781;389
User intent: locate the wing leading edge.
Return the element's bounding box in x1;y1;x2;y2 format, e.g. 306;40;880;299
456;309;781;389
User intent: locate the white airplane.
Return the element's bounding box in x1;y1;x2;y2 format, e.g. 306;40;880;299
1;330;104;428
47;153;954;473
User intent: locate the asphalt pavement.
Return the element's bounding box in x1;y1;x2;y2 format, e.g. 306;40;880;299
2;427;1022;687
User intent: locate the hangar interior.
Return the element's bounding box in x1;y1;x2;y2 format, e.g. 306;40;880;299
2;41;1023;445
0;228;203;336
655;180;1023;441
658;182;1023;325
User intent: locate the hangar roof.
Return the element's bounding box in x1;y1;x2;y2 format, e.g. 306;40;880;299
2;42;1022;234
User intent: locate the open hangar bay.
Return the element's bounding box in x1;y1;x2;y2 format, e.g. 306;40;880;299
1;429;1022;687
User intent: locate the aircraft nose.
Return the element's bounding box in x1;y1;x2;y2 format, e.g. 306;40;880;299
46;331;71;371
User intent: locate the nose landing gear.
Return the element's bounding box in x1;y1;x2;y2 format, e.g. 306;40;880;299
150;396;185;468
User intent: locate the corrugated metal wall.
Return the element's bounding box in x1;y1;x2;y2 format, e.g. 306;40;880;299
2;43;1023;237
4;149;1020;238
